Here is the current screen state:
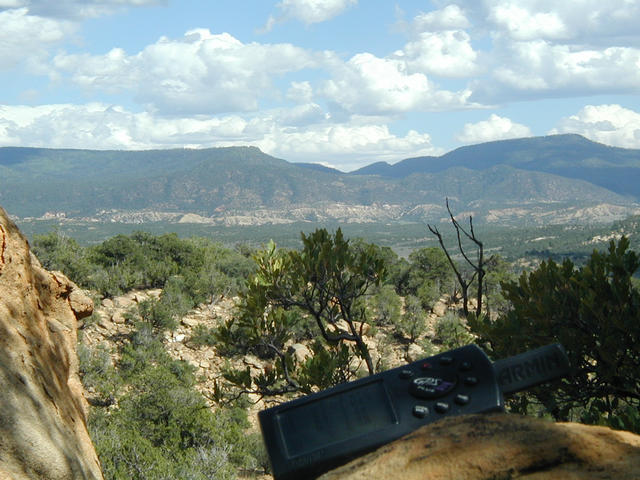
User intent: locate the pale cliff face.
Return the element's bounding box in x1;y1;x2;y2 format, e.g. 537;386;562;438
0;206;103;480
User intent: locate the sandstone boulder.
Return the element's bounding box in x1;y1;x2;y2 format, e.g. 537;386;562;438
0;207;103;480
320;413;640;480
288;343;312;363
404;343;425;362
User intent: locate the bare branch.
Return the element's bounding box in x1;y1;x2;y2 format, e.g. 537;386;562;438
429;199;486;317
446;199;477;270
266;342;299;391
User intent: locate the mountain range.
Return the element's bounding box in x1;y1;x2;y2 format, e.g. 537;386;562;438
1;134;639;226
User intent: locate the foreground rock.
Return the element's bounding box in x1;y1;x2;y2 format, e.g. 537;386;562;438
320;413;640;480
0;207;103;480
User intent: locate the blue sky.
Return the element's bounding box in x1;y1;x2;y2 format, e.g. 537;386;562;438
1;0;640;171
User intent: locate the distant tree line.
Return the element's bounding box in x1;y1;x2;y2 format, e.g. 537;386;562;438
33;230;255;329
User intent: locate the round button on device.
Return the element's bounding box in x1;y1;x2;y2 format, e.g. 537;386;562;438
464;376;478;386
409;374;458;399
460;361;472;371
412;405;430;418
439;356;454;366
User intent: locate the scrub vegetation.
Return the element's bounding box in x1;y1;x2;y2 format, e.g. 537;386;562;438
31;219;640;479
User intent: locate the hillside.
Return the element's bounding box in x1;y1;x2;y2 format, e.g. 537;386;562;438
1;135;639;226
353;134;640;199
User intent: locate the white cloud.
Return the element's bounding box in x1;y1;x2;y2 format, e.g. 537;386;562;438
489;4;568;41
0;8;74;70
259;122;441;171
275;0;357;24
392;5;479;78
448;1;640;102
456;114;532;144
455;0;640;43
0;103;254;149
316;6;480;115
52;29;324;115
52;47;133;91
0;0;163;72
322;53;473;115
258;15;278;34
6;0;640;162
5;0;164;19
0;102;441;171
0;0;26;7
50;24;476;119
473;40;640;102
400;30;479;77
550;104;640;149
275;103;327;126
411;4;470;32
286;81;314;103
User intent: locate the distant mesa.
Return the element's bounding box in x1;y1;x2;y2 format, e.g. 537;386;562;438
1;134;639;226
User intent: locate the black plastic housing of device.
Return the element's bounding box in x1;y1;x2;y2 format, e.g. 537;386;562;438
259;344;509;480
259;343;570;480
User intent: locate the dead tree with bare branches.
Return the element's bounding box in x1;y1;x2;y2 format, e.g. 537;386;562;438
428;199;485;317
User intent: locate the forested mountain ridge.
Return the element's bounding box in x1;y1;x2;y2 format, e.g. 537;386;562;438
1;134;639;226
352;134;640;199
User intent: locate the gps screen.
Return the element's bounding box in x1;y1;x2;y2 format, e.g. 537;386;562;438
276;380;398;458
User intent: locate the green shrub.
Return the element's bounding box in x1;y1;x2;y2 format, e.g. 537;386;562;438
86;323;263;479
238;432;271;475
369;284;402;326
137;298;179;331
77;343;120;405
416;280;441;310
393;294;427;343
433;311;474;350
33;230;252;302
469;237;640;430
217;229;387;400
32;230;93;285
404;247;454;299
189;324;218;347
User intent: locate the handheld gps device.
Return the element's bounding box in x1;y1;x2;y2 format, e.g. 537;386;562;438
259;343;570;480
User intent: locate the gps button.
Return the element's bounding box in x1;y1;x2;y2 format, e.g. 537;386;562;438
399;369;414;379
464;376;478;386
412;405;430;418
439;356;454;366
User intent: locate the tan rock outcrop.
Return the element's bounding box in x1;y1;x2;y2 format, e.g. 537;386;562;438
0;207;103;480
320;413;640;480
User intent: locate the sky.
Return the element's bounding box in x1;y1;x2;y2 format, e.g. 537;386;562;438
1;0;640;172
